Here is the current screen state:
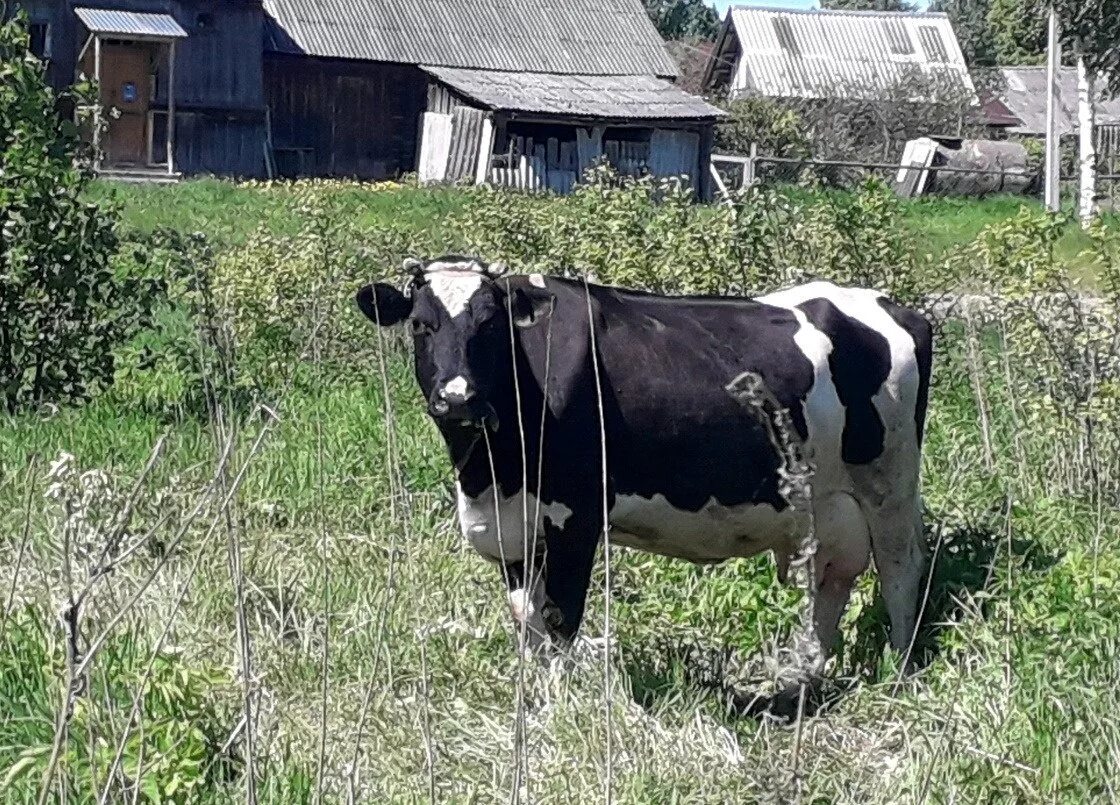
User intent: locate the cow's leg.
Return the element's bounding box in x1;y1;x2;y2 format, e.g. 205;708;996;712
503;560;550;654
541;519;600;646
864;496;927;653
797;492;872;676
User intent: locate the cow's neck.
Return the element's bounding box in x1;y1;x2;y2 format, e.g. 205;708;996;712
440;376;543;501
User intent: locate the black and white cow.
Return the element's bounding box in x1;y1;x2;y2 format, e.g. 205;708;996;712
357;256;933;676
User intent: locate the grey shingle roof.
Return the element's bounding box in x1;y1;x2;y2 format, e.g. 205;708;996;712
263;0;679;78
999;67;1120;137
425;68;724;120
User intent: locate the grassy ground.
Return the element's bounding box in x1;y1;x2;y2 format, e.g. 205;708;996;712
2;180;1119;802
89;177;1112;275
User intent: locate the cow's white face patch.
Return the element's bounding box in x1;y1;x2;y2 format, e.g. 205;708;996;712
456;484;573;562
429;271;483;318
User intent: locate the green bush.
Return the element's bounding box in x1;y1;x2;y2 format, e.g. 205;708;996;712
714;96;810;159
0;609;238;802
0;16;165;413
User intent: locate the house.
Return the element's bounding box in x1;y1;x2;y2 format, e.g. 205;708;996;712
263;0;723;196
702;6;975;105
13;1;268;179
997;66;1120;138
10;0;723;196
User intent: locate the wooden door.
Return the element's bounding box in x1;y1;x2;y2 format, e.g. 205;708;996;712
100;44;153;166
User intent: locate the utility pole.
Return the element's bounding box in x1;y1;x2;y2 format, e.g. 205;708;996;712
1078;56;1097;227
1044;7;1062;212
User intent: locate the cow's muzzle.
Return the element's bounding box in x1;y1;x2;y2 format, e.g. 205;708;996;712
429;384;498;431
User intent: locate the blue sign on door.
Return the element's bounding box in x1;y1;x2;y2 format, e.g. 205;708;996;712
122;81;137;103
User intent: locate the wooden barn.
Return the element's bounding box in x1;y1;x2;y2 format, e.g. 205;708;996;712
262;0;724;196
11;0;722;194
14;0;268;179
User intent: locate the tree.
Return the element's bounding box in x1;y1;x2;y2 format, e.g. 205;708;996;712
1053;0;1120;224
0;15;162;412
929;0;997;67
821;0;917;10
986;0;1047;65
642;0;720;41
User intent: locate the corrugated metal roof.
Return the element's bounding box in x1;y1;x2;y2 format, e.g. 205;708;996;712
425;68;724;120
999;67;1120;136
723;7;972;102
262;0;678;77
74;8;187;39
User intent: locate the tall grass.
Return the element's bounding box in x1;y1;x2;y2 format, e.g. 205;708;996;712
2;177;1118;802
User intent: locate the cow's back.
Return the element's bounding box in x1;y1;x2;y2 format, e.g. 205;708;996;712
584;279;931;560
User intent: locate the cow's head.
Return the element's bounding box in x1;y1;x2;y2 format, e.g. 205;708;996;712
356;256;554;430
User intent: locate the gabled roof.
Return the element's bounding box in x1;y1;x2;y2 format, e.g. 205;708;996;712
424;68;724;121
263;0;679;78
705;6;973;102
999;67;1120;136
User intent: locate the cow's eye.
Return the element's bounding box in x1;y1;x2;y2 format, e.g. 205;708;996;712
411;319;433;336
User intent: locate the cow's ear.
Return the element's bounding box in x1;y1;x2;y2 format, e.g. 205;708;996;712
356;282;412;326
508;285;555;329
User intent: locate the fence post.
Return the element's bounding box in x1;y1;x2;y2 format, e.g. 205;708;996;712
745;142;758;189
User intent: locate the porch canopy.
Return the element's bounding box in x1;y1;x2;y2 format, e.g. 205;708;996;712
74;8;187;41
423;67;724;122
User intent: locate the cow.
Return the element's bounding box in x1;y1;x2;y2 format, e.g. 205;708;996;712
356;255;933;683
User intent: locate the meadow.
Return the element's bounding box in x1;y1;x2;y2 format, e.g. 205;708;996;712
2;175;1119;803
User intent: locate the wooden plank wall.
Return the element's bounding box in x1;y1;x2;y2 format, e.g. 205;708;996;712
488;125;672;194
150;111;266;177
649;129;700;189
265;57;428;179
16;0;269;176
158;1;265;110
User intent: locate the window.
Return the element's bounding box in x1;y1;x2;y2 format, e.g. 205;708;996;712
882;20;913;56
772;18;800;56
29;21;51;60
196;12;215;30
918;26;949;62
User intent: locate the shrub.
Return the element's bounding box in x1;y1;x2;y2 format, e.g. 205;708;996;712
714;96;810;159
0;16;162;413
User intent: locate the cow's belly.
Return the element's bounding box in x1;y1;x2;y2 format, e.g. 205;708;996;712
456;484;572;563
608;493;803;562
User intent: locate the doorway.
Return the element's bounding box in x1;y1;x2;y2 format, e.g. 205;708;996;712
82;42;155;166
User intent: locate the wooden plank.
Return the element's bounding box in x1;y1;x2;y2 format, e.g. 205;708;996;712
559;140;574;172
649;129;700;188
418;112;453;183
576;127;603;178
475;116;495;185
446;106;485;183
547;137;559;170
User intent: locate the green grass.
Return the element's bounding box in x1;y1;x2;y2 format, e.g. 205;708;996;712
86;178;472;246
90;177;1112;276
1;332;1117;801
2;179;1118;802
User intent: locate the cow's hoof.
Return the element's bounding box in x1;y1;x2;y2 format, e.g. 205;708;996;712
732;679;827;724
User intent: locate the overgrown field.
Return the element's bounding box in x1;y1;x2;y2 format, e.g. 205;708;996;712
85;177;1115;282
3;176;1119;802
